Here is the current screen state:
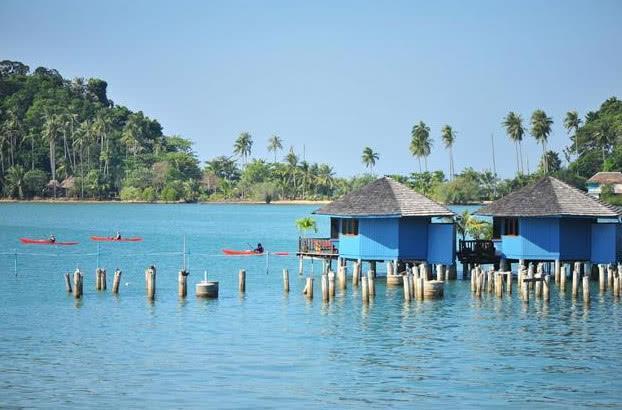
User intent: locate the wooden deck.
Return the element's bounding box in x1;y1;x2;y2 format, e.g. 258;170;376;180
457;239;499;265
297;237;339;258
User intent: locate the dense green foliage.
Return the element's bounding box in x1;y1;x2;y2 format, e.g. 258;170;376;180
1;60;620;204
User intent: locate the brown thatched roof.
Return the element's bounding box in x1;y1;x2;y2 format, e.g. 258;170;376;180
47;179;61;189
60;176;75;189
476;176;620;218
314;177;454;217
588;172;622;185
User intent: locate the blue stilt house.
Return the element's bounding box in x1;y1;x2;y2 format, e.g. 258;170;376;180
298;177;455;270
475;176;622;266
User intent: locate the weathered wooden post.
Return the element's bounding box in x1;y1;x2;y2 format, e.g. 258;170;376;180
471;268;477;292
543;274;550;301
361;275;369;303
423;280;444;299
238;269;246;293
572;268;579;298
337;266;346;290
506;271;512;294
367;271;376;297
607;265;614;290
535;273;542;298
495;273;503;298
73;269;83;299
369;261;377;278
599;264;606;292
584;262;592;280
417;276;424;300
528;263;535;290
303;277;314;299
560;264;567;291
409;273;415;296
64;272;72;293
328;270;335;298
321;273;329;302
112;269;122;294
146;266;156;300
298;255;303;275
352;261;361;287
403;272;411;301
387;261;394;276
196;272;219;298
283;268;290;292
521;277;529;302
101;269;107;291
436;264;444;282
178;270;189;297
583;275;590;303
554;260;561;284
614;271;620;297
95;268;102;290
487;270;494;293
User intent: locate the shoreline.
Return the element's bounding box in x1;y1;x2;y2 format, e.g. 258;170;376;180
0;198;333;205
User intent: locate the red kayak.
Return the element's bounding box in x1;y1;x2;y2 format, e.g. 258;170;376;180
90;236;143;242
222;249;289;256
20;238;79;246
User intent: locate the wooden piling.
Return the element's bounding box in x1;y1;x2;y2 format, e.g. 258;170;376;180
387;261;395;276
506;271;512;294
367;271;376;297
64;272;72;293
403;271;411;301
417;276;424;300
607;265;614;290
409;273;415;296
283;268;290;292
560;264;567;291
495;273;503;298
543;274;550;301
470;268;476;292
328;270;335;298
196;281;219;298
321;273;329;302
614;272;620;297
337;266;346;289
572;268;579;297
146;266;156;300
554;260;561;284
178;270;188;297
72;270;83;299
528;264;535;290
521;277;529;302
361;275;369;303
599;264;606;292
113;269;122;294
487;270;494;293
436;264;444;282
423;280;444;299
298;255;303;275
352;261;361;287
101;269;106;290
238;269;246;293
304;277;314;299
535;273;542;298
95;268;102;290
583;275;590;303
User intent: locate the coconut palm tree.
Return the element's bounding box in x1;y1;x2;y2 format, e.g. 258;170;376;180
502;112;525;175
361;146;379;174
295;217;317;238
441;125;456;180
4;165;25;199
530;110;554;174
233;132;253;165
410;121;432;172
285;147;299;198
267;135;283;163
564;111;582;156
42;111;60;198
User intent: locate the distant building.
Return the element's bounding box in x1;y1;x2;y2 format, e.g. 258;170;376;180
298;177;456;272
476;176;622;266
587;172;622;198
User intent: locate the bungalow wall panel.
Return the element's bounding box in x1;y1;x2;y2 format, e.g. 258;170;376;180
559;218;592;261
501;218;560;260
358;218;399;260
591;224;618;264
398;217;429;260
338;234;360;260
427;223;456;265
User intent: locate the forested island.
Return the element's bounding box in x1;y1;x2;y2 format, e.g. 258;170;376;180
1;59;621;204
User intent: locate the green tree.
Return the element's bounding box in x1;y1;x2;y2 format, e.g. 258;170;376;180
23;169;47;198
410;121;432;172
441;125;456;179
41;111;60;197
295;217;317;238
4;165;25;198
361;146;379;174
538;150;562;174
234;132;253;165
564;110;582;156
267;135;283;163
502;112;525;175
530;109;554;174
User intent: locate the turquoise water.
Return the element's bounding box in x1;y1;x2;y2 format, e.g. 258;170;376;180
1;203;621;408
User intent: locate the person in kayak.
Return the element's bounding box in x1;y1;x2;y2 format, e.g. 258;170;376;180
49;234;56;244
254;243;264;254
114;231;121;240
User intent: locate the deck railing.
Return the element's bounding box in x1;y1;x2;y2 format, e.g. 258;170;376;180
457;239;496;262
298;237;338;255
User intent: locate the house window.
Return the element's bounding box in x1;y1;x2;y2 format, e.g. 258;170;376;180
330;218;340;239
504;217;519;236
492;218;502;239
341;218;359;236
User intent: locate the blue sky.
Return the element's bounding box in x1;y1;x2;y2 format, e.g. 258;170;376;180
1;0;621;178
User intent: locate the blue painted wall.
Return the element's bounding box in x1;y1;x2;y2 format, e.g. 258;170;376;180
338;217;399;260
501;218;560;260
591;223;620;264
427;223;456;264
398;217;428;259
559;218;592;260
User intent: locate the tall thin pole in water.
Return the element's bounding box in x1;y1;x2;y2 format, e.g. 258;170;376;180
14;249;17;277
96;243;100;267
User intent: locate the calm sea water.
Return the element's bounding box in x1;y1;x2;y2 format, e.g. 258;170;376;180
1;203;621;409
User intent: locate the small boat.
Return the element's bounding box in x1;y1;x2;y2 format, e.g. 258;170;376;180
20;238;79;246
222;249;289;256
90;236;143;242
222;249;263;256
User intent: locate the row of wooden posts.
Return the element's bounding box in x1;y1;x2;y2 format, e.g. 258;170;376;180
470;261;622;303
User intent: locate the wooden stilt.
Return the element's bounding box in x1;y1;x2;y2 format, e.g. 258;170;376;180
337;266;346;290
146;266;156;300
543;274;550;301
328;270;335;298
583;275;590;304
73;269;83;299
64;272;72;293
367;271;376;297
403;271;411;301
572;267;579;298
113;269;122;294
361;275;369;303
599;264;606;292
321;273;329;302
554;260;561;284
238;269;246;293
298;255;303;275
560;264;567;291
283;268;290;292
353;260;361;287
304;277;313;299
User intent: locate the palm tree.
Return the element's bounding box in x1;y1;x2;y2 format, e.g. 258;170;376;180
42;111;60;198
502;112;525;175
563;111;582;156
410;121;432;172
530;110;553;174
285;147;299;198
361;147;379;174
234;132;253;165
267;135;283;163
4;165;25;199
441;125;456;180
295;217;317;238
594;121;614;168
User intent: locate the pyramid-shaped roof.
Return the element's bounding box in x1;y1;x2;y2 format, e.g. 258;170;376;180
314;177;454;217
476;176;620;218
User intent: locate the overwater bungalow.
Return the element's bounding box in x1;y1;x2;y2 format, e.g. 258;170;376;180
473;176;622;271
297;177;456;274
